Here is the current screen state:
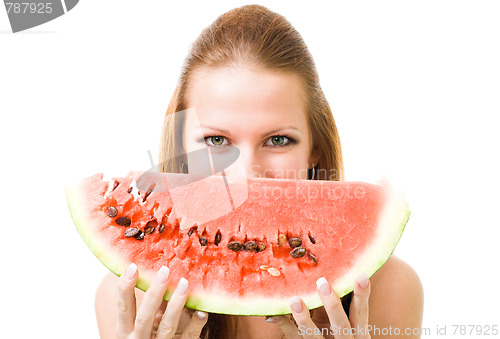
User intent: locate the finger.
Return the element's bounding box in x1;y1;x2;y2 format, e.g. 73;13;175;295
157;278;190;339
134;266;170;337
179;311;208;339
266;315;302;339
152;301;168;334
311;307;334;338
349;274;371;339
289;297;324;339
116;263;138;338
315;277;352;339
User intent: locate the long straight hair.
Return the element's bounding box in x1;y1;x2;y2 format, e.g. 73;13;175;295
159;4;344;181
158;5;347;338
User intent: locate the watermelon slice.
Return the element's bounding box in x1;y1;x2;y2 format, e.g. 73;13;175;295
66;172;409;315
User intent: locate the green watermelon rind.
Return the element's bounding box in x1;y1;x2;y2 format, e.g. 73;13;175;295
66;186;129;277
324;179;410;302
66;184;173;304
183;180;410;315
66;177;410;316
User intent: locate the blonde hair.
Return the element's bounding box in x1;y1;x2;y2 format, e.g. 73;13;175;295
159;5;348;337
159;4;344;181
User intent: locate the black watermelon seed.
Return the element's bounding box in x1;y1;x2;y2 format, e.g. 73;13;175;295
256;242;267;253
144;220;157;235
106;206;118;218
288;237;302;248
127;187;133;194
124;227;140;238
308;251;319;265
134;230;144;240
199;236;208;246
228;241;243;252
187;225;198;237
214;230;222;246
144;226;155;235
290;247;306;258
116;216;131;227
112;181;120;191
308;234;316;244
142;188;153;202
158;223;165;233
244;241;257;252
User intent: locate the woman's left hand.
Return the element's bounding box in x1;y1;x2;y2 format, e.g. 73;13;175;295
269;275;371;339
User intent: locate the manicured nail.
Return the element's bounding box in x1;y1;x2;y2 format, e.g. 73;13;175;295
156;266;170;284
195;311;207;320
265;316;278;323
316;277;331;296
124;263;137;280
289;296;303;313
357;273;369;289
176;278;189;295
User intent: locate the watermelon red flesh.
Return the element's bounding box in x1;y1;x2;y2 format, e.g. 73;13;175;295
66;172;410;315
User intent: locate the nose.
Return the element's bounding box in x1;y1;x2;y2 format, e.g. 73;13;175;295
218;145;265;179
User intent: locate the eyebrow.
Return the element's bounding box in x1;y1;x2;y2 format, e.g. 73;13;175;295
197;124;301;137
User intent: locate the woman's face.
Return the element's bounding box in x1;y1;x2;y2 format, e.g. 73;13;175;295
183;65;317;180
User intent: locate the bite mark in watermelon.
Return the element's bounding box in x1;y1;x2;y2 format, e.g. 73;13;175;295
66;172;410;315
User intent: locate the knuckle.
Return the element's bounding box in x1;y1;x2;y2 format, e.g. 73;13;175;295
135;315;151;328
114;326;125;339
117;299;128;313
157;323;175;337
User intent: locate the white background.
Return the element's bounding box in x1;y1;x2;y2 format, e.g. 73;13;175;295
1;0;499;337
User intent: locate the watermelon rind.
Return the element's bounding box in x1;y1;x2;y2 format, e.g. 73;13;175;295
183;179;410;315
324;178;410;301
66;175;410;316
66;184;129;278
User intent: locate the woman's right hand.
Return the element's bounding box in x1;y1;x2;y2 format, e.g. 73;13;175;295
116;263;208;339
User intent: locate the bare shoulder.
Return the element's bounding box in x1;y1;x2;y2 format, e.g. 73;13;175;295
368;255;424;337
371;255;423;289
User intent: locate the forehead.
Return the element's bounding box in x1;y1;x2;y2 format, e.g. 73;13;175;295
184;65;308;131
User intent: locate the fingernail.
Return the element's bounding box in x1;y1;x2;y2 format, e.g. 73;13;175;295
265;316;278;323
195;311;207;320
357;273;369;289
156;266;170;284
289;296;303;313
124;263;137;280
316;277;331;296
176;278;189;295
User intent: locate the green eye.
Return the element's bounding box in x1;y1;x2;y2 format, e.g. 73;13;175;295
271;136;286;146
210;136;225;146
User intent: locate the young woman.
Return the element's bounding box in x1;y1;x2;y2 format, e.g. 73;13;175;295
96;5;423;338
